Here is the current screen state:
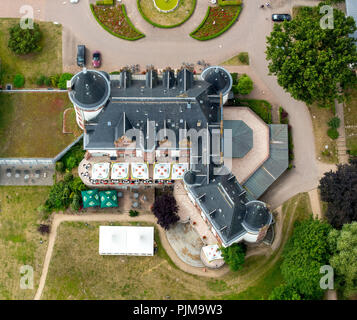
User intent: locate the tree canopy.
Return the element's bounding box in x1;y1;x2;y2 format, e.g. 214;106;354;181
8;20;42;55
319;160;357;229
220;243;246;271
269;284;301;300
266;3;357;106
151;194;179;230
281;217;332;299
328;222;357;298
236;74;253;95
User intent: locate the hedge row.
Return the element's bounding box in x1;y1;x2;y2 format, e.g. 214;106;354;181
90;4;145;41
137;0;197;29
96;0;114;5
190;5;242;41
218;0;242;6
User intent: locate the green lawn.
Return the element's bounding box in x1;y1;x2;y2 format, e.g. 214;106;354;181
344;88;357;156
220;52;249;66
0;93;82;157
0;186;50;299
154;0;180;11
138;0;196;28
0;19;62;87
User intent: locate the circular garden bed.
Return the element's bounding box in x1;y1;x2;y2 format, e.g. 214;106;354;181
153;0;180;13
137;0;196;28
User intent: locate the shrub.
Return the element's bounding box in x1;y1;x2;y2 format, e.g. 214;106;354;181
13;74;25;88
58;73;73;90
96;0;114;5
8;20;42;54
129;210;139;217
237;52;249;65
63;172;74;183
36;75;47;86
50;74;61;87
220;243;246;271
230;73;238;85
38;224;50;234
327;127;339;140
327;117;341;129
44;77;51;87
61;142;85;171
269;284;301;300
55;161;65;173
70;194;81;211
237;74;253;95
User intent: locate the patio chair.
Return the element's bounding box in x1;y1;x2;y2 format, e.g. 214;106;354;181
6;169;12;177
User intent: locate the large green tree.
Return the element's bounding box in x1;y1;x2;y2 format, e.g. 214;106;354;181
269;284;301;300
220;243;246;271
281;217;332;299
8;19;42;55
328;222;357;298
266;3;357;106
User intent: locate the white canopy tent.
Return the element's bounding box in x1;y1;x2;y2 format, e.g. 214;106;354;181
131;163;149;180
99;226;154;256
171;163;189;180
153;163;171;180
111;163;129;179
92;162;110;180
202;245;223;262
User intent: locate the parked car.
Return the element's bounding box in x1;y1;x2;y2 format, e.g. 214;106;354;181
272;14;292;22
77;45;86;67
92;51;101;68
70;0;79;3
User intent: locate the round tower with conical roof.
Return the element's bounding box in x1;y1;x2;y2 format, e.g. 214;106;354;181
68;69;111;129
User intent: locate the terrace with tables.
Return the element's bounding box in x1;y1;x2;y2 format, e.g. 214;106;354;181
78;155;189;187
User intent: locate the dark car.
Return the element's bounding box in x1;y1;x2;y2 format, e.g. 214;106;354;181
92;51;101;68
77;45;86;67
272;14;291;22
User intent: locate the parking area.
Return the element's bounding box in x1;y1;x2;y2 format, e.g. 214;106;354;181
0;164;55;186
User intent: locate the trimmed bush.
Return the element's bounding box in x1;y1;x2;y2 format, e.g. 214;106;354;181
96;0;114;5
237;52;249;65
236;74;253;95
129;210;139;217
327;127;339;140
218;0;242;5
230;72;238;85
58;73;73;90
327;117;341;129
13;74;25;88
36;75;47;86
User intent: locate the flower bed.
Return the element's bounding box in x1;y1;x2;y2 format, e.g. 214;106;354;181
190;5;241;41
90;4;145;41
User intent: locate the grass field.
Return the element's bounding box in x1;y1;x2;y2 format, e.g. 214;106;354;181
309;104;338;163
40;192;313;300
0;19;62;87
220;52;249;66
344;88;357;156
0;186;50;299
0;93;82;157
138;0;195;27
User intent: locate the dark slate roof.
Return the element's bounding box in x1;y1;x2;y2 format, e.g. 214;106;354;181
346;0;357;46
189;169;249;245
84;73;222;150
183;170;196;185
69;70;110;109
243;125;289;199
242;201;271;232
201;66;233;96
223;120;253;158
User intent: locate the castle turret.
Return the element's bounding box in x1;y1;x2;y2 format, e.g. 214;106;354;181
68;69;111;129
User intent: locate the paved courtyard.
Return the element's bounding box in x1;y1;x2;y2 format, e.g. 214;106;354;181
223;107;270;184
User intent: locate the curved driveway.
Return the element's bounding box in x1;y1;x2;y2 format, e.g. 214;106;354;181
0;0;330;208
